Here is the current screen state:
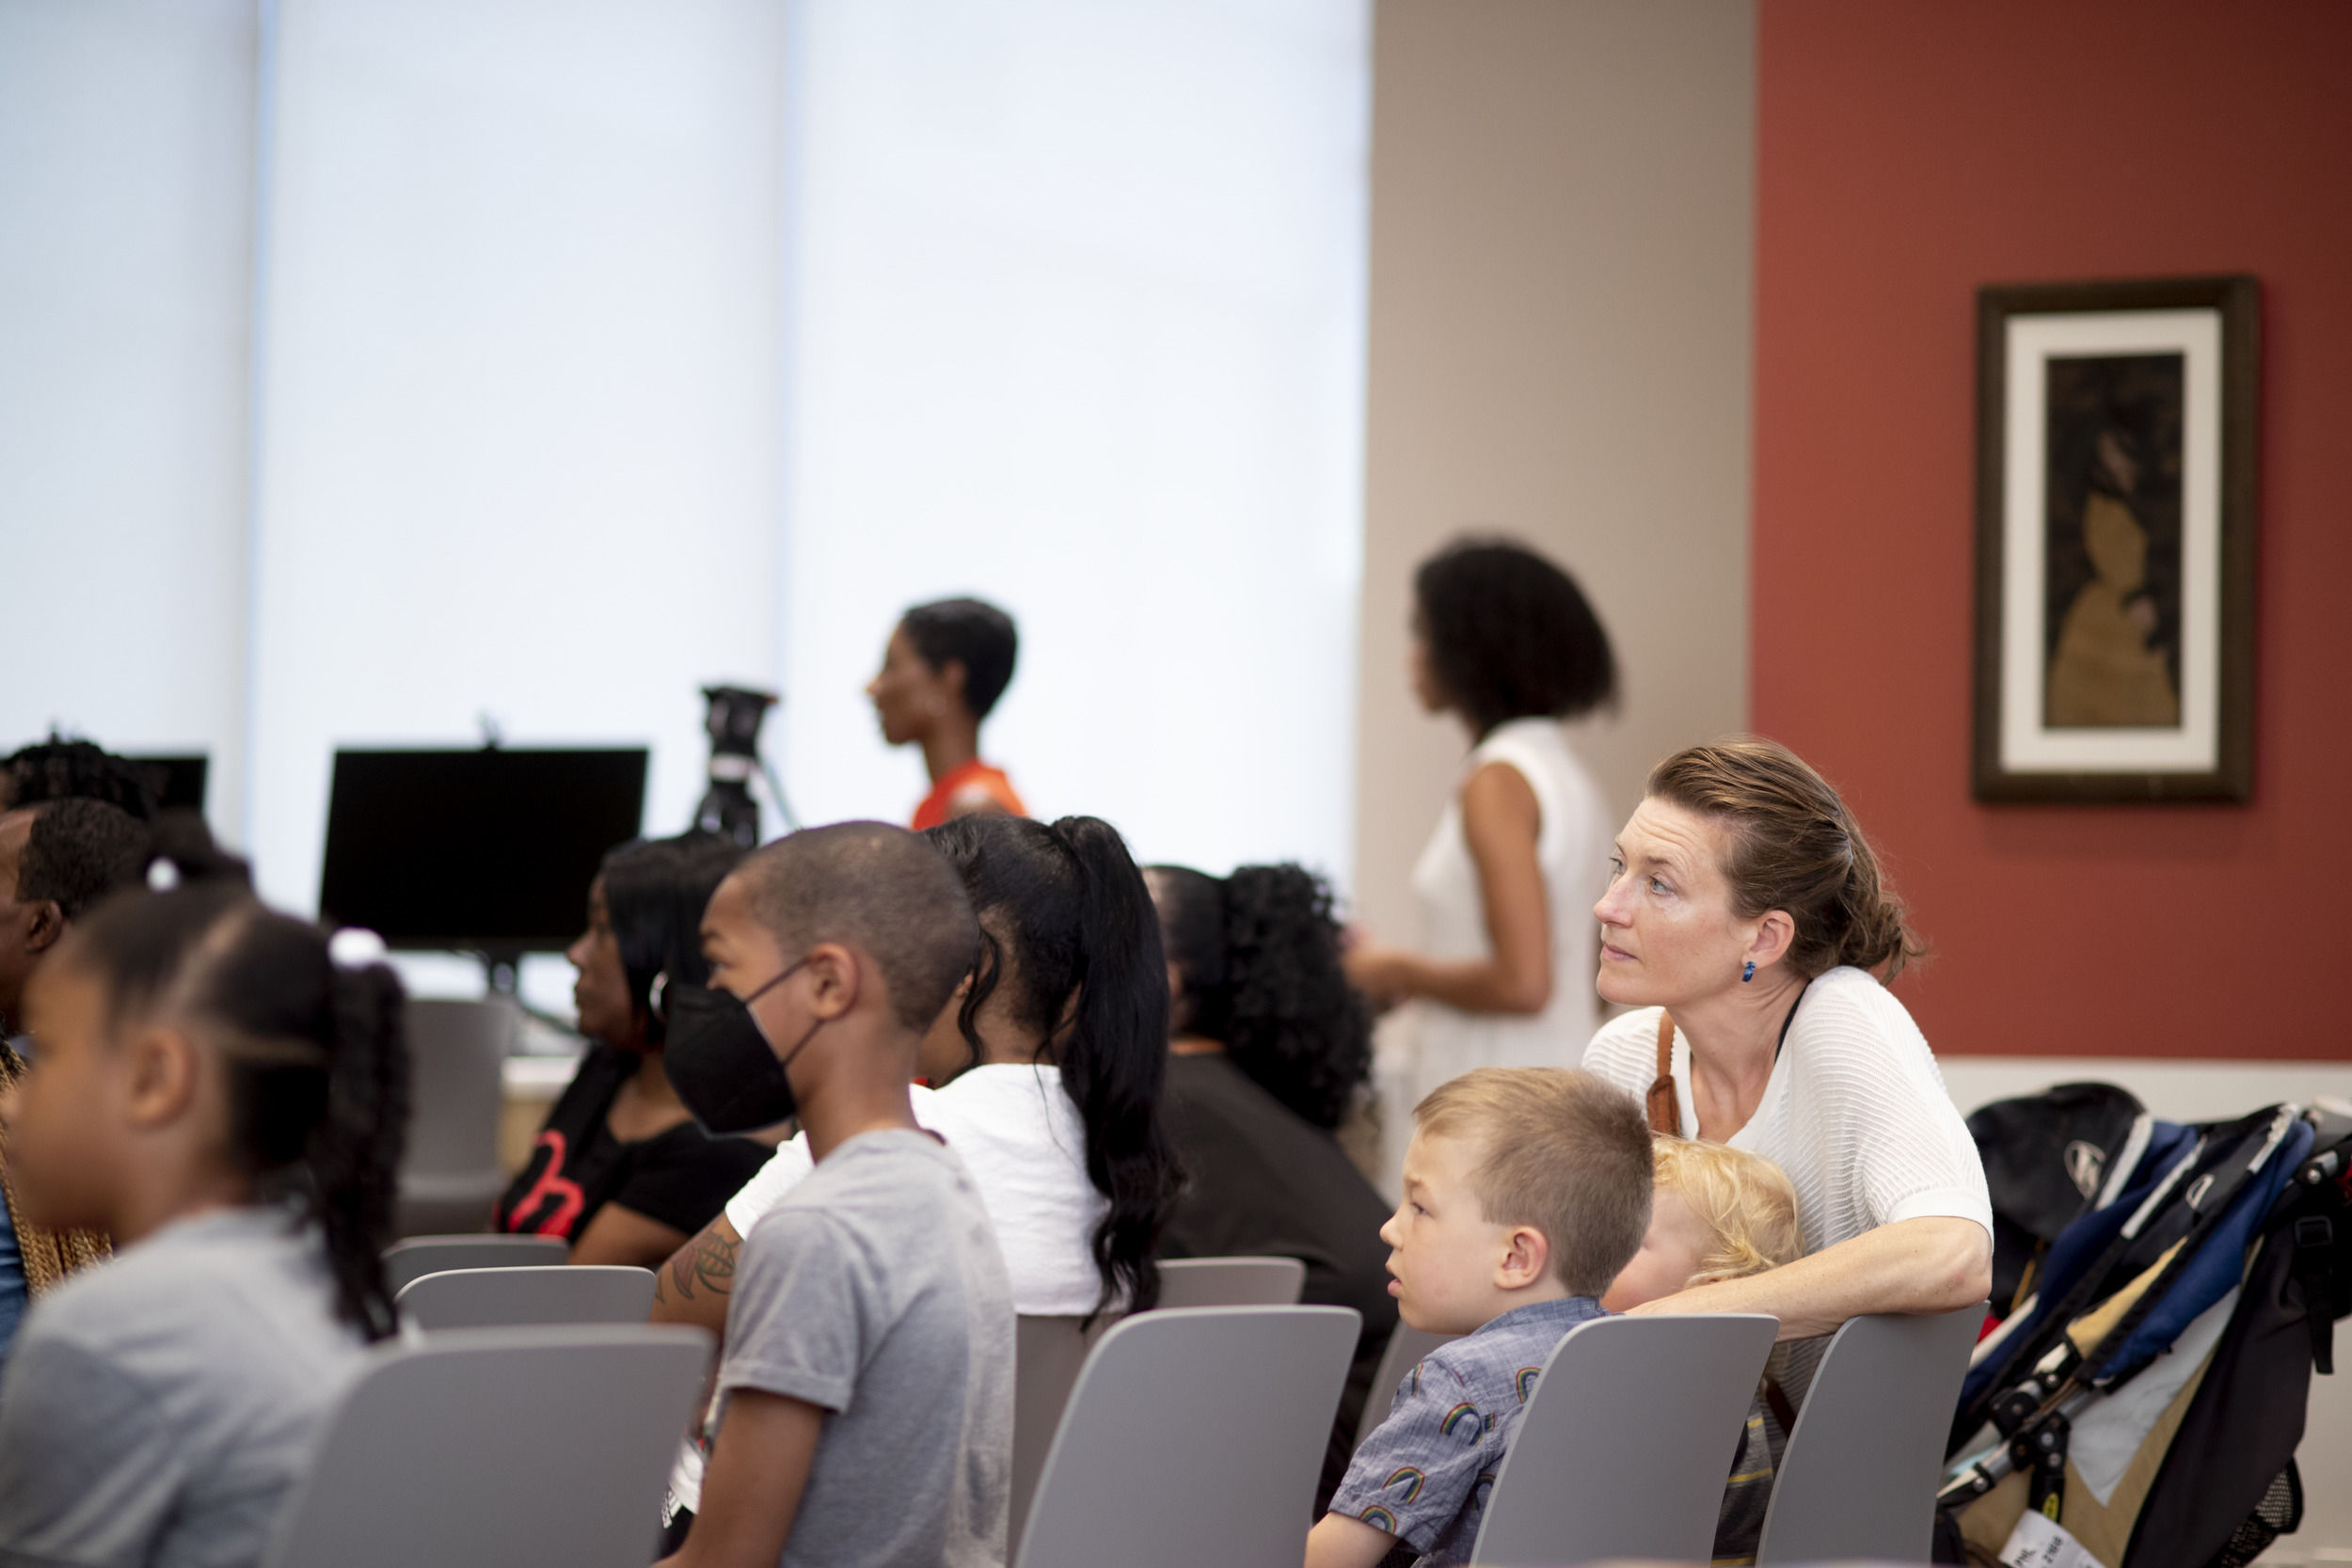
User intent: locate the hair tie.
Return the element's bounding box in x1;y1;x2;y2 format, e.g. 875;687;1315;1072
327;927;389;971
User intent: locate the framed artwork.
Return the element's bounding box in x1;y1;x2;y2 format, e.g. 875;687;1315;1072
1972;276;2259;802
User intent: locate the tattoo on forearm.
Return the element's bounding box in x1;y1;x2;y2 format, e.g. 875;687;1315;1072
667;1230;739;1301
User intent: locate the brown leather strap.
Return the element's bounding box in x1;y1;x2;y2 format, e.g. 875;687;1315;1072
1645;1009;1681;1136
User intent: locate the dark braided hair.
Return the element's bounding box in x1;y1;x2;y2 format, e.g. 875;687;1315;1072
66;883;409;1339
1147;863;1371;1130
924;813;1177;1315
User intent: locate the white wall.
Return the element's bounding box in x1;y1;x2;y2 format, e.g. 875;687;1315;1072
6;0;1372;923
0;0;257;831
775;0;1371;880
244;0;792;912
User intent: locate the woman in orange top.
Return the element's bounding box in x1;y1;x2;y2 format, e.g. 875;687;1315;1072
866;596;1028;830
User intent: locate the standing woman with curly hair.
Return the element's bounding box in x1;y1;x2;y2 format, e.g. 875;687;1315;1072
1147;863;1393;1510
1345;538;1618;1190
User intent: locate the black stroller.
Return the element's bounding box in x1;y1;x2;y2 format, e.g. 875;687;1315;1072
1935;1086;2352;1568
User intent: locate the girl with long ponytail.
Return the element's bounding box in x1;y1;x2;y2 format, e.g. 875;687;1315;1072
0;881;409;1567
651;813;1180;1533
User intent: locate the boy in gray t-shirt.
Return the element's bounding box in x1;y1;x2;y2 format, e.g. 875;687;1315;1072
659;824;1013;1568
721;1132;1012;1568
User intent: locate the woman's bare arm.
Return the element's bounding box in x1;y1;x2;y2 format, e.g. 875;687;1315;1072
568;1203;691;1271
1623;1215;1992;1340
1344;762;1552;1015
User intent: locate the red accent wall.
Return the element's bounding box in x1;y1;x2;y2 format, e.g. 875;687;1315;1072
1752;2;2352;1059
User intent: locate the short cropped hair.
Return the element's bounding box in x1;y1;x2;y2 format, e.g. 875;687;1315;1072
1414;1067;1651;1296
1651;1138;1804;1285
16;800;151;920
900;597;1020;721
735;821;978;1032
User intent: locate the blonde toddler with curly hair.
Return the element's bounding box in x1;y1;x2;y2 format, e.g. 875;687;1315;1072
1603;1137;1804;1567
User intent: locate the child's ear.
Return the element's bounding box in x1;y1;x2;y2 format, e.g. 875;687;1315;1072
122;1025;203;1132
1494;1224;1552;1291
803;942;864;1021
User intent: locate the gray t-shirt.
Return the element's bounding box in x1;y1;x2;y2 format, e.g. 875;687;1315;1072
0;1205;368;1568
715;1128;1014;1568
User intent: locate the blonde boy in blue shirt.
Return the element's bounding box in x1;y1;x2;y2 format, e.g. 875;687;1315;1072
1308;1068;1653;1568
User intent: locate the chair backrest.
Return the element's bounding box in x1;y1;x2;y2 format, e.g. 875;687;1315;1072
1010;1315;1092;1561
383;1234;569;1294
398;999;512;1235
1755;1303;1986;1564
1153;1256;1307;1307
1471;1313;1779;1568
264;1324;710;1568
395;1265;657;1331
1356;1323;1459;1449
1016;1306;1359;1568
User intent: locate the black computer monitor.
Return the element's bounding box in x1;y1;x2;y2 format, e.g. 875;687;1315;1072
128;754;209;813
318;748;648;956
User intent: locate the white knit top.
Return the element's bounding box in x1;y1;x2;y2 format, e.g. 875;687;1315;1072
1581;969;1990;1396
1582;967;1991;1252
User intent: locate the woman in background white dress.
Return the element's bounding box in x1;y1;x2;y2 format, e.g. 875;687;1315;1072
1345;537;1617;1193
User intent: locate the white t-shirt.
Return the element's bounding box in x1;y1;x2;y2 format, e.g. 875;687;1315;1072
724;1062;1108;1317
1581;967;1991;1399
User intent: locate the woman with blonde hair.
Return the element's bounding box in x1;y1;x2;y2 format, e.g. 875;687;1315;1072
1580;738;1991;1390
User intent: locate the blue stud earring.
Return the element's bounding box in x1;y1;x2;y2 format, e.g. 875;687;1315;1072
1741;960;1756;983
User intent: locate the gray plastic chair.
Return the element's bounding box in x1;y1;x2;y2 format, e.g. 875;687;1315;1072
1152;1256;1307;1307
1010;1316;1092;1561
1356;1323;1459;1448
1470;1312;1779;1567
397;999;513;1236
1016;1305;1359;1568
383;1234;568;1293
263;1323;710;1568
396;1265;658;1331
1755;1303;1987;1564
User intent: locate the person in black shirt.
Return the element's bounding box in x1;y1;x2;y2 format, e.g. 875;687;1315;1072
1145;862;1395;1512
497;833;770;1267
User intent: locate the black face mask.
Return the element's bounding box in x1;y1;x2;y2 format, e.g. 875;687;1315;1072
661;961;819;1134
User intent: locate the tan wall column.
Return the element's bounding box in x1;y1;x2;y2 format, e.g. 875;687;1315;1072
1354;0;1756;941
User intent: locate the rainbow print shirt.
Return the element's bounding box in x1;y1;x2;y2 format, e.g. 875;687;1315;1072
1327;1295;1605;1567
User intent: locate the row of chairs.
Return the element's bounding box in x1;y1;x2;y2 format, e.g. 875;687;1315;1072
339;1241;1979;1568
1020;1299;1980;1568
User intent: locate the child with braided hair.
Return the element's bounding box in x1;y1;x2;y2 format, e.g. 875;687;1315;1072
0;881;408;1568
